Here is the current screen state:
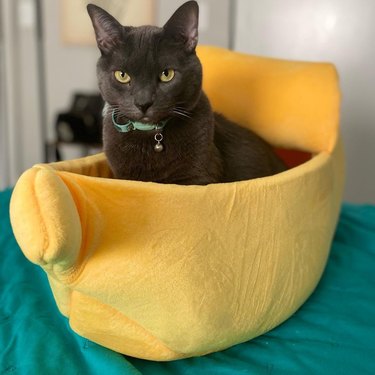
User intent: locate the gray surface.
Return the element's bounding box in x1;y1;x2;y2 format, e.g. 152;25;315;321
234;0;375;203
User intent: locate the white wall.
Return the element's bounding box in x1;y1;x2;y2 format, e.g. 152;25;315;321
42;0;98;142
235;0;375;204
157;0;232;47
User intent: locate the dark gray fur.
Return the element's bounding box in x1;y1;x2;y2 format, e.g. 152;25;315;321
87;1;286;184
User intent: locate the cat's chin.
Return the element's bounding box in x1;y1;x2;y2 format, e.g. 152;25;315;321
117;109;170;125
139;116;153;123
137;114;170;125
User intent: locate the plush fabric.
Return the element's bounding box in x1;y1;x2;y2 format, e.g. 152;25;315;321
9;46;344;360
3;189;375;374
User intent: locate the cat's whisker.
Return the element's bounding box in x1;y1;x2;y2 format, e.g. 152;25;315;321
174;105;190;112
116;112;128;120
103;104;129;121
102;104;121;117
172;107;192;120
172;110;191;119
175;109;192;116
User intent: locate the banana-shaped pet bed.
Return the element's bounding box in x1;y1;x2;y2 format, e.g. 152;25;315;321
10;46;344;361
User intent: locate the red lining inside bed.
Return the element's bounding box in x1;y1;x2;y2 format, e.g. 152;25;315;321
274;149;312;168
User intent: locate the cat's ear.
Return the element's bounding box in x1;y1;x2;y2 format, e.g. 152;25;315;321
87;4;123;55
163;1;199;52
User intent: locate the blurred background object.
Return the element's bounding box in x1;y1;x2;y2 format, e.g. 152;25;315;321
61;0;155;44
53;93;103;161
0;0;373;203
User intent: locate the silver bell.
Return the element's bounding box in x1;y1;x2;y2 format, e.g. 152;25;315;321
154;132;164;152
154;143;164;152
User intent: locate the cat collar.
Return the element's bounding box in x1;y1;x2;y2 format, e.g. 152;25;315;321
111;110;168;152
111;110;168;133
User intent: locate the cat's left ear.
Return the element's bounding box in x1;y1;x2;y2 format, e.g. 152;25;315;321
163;1;199;52
87;4;123;55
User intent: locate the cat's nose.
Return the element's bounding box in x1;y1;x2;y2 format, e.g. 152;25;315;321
135;101;153;113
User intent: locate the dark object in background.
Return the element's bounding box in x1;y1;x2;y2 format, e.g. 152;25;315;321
56;93;104;144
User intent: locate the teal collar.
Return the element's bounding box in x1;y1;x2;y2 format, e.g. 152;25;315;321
112;111;168;133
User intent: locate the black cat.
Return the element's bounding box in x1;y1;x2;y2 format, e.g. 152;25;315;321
87;1;286;184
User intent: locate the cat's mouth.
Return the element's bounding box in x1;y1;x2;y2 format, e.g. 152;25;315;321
113;111;168;127
106;106;158;125
128;114;169;126
139;116;155;124
124;108;173;125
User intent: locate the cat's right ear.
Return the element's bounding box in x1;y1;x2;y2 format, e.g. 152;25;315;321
163;1;199;52
87;4;123;55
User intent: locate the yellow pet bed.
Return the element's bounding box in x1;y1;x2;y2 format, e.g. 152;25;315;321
10;46;344;361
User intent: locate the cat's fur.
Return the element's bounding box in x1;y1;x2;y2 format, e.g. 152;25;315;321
87;1;286;185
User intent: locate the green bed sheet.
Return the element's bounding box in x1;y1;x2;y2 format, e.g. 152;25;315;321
1;188;374;374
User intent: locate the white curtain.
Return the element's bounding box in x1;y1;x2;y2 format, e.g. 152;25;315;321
0;0;44;190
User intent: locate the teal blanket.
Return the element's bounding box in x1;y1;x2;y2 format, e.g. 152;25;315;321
1;188;375;374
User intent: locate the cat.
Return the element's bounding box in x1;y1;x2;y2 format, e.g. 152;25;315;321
87;1;286;185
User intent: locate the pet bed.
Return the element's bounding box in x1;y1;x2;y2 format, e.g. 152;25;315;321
10;46;344;360
2;189;375;374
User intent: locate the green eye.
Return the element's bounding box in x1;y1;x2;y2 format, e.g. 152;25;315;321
159;69;175;82
114;71;131;84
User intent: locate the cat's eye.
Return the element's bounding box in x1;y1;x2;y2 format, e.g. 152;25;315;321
114;71;131;84
159;69;175;83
